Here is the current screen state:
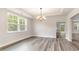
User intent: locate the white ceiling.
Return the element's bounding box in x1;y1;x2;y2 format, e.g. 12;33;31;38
22;8;74;17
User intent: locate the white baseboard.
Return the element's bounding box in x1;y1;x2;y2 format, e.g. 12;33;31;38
32;35;56;38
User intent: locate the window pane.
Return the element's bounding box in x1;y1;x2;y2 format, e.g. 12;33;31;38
57;22;65;32
8;15;18;24
14;16;17;20
73;22;79;32
8;24;17;31
73;23;77;31
22;19;25;24
19;19;23;24
19;19;25;24
20;25;25;31
8;19;18;24
60;25;64;31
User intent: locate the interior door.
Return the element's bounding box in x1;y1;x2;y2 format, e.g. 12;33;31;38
56;22;65;38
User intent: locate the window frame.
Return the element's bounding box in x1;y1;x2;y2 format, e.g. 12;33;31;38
7;12;27;33
72;20;79;33
56;22;65;33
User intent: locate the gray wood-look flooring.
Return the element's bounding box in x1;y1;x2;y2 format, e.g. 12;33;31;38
0;37;79;51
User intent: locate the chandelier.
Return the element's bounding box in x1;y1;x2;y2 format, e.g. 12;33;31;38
36;8;46;21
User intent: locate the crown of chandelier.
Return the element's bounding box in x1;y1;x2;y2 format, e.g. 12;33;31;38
36;8;46;21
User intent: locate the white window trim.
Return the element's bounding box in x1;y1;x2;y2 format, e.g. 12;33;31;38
7;12;27;33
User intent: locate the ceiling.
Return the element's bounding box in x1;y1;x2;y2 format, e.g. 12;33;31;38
22;8;74;18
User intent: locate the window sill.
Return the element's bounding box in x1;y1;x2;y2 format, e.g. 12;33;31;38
7;30;27;33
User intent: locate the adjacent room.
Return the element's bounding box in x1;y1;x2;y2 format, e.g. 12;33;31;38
0;8;79;51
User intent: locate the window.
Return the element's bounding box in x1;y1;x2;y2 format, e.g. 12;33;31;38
8;15;18;31
60;23;65;32
73;21;79;32
19;18;26;31
57;22;65;33
8;12;27;33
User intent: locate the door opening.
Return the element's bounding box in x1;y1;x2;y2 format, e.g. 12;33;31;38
56;22;65;38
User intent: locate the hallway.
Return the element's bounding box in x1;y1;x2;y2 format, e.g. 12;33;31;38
0;37;78;51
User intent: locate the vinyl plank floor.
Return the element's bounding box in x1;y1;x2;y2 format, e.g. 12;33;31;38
0;37;79;51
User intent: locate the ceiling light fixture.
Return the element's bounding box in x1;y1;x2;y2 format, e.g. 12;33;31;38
36;8;46;21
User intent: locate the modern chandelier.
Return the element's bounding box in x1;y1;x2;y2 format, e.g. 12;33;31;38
36;8;46;21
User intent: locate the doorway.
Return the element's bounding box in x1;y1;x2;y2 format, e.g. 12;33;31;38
56;22;65;38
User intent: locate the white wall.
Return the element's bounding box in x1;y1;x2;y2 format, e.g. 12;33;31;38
65;8;79;41
0;8;78;46
65;17;72;41
0;9;33;47
33;16;66;38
